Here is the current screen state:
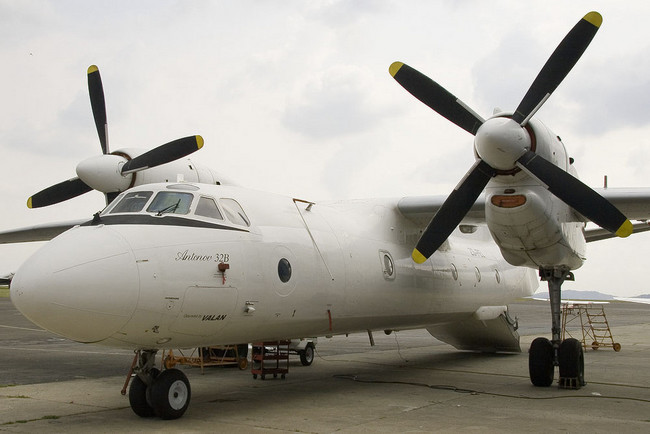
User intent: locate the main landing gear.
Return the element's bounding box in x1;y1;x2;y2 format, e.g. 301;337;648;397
529;267;585;389
127;350;191;420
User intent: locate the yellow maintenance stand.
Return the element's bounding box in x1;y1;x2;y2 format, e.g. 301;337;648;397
561;301;621;352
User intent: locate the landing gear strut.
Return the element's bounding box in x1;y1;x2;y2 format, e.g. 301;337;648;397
128;350;191;419
529;267;585;389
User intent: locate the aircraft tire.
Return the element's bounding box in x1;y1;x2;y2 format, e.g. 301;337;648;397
529;337;554;387
128;375;156;418
559;338;584;386
299;343;315;366
149;368;191;420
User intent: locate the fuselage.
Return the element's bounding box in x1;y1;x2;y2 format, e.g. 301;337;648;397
10;182;537;350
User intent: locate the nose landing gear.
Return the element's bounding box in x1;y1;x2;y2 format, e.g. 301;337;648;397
529;267;585;389
127;350;191;419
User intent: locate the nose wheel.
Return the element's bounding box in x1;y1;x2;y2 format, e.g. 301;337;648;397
529;267;585;389
128;350;192;419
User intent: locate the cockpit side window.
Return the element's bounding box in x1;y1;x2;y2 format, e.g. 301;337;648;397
110;191;153;213
220;198;250;226
195;196;223;220
146;192;193;215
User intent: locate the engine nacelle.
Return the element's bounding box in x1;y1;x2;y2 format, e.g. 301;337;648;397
75;147;233;197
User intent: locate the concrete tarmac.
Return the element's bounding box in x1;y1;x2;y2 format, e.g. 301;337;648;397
1;296;649;433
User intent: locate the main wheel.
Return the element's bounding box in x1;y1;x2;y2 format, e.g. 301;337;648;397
129;368;160;418
129;375;155;417
559;338;585;386
529;337;554;387
299;343;315;366
149;368;191;420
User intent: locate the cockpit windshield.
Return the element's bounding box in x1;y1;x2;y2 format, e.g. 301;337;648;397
195;196;223;220
146;192;193;215
104;187;251;226
220;198;250;226
109;191;153;213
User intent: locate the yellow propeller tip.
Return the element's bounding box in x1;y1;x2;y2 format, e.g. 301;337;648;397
27;197;33;209
616;219;633;238
583;11;602;28
412;249;427;264
87;65;99;74
195;135;204;149
389;62;404;77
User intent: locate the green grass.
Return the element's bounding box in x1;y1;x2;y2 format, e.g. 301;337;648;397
0;287;9;298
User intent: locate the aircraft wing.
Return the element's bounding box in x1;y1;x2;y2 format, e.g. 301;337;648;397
585;188;650;242
585;221;650;242
594;188;650;221
397;194;486;226
0;219;89;244
399;189;650;240
0;273;13;285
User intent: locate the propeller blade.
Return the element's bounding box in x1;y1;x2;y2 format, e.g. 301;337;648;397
121;135;204;175
87;65;109;154
517;150;632;237
389;62;484;135
28;178;93;209
412;160;495;263
512;12;602;125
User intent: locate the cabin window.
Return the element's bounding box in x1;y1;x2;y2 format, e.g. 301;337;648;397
147;192;193;215
195;196;223;220
220;198;250;226
278;258;292;283
110;191;153;213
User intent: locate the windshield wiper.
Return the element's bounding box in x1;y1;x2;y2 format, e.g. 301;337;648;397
155;199;181;216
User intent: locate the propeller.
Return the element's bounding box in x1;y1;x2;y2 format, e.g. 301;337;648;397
87;65;109;154
390;11;632;264
28;65;204;209
27;178;93;209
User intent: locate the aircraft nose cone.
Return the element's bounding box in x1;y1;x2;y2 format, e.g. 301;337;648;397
474;117;531;170
10;224;139;343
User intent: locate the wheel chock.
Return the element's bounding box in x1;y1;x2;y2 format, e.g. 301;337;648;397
559;376;584;389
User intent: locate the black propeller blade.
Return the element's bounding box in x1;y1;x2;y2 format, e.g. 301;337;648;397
389;62;484;135
412;160;495;263
516;150;632;237
28;65;205;208
28;178;93;209
87;65;109;154
512;12;602;125
121;135;204;175
391;11;632;264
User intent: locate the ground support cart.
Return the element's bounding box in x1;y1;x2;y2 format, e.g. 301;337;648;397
162;345;248;374
251;341;290;380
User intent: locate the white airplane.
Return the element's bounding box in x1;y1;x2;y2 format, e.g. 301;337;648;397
2;11;650;420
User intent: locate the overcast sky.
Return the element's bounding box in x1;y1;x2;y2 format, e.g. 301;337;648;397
1;0;649;297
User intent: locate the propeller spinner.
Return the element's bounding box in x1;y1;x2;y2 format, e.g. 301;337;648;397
28;65;204;209
390;11;632;264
